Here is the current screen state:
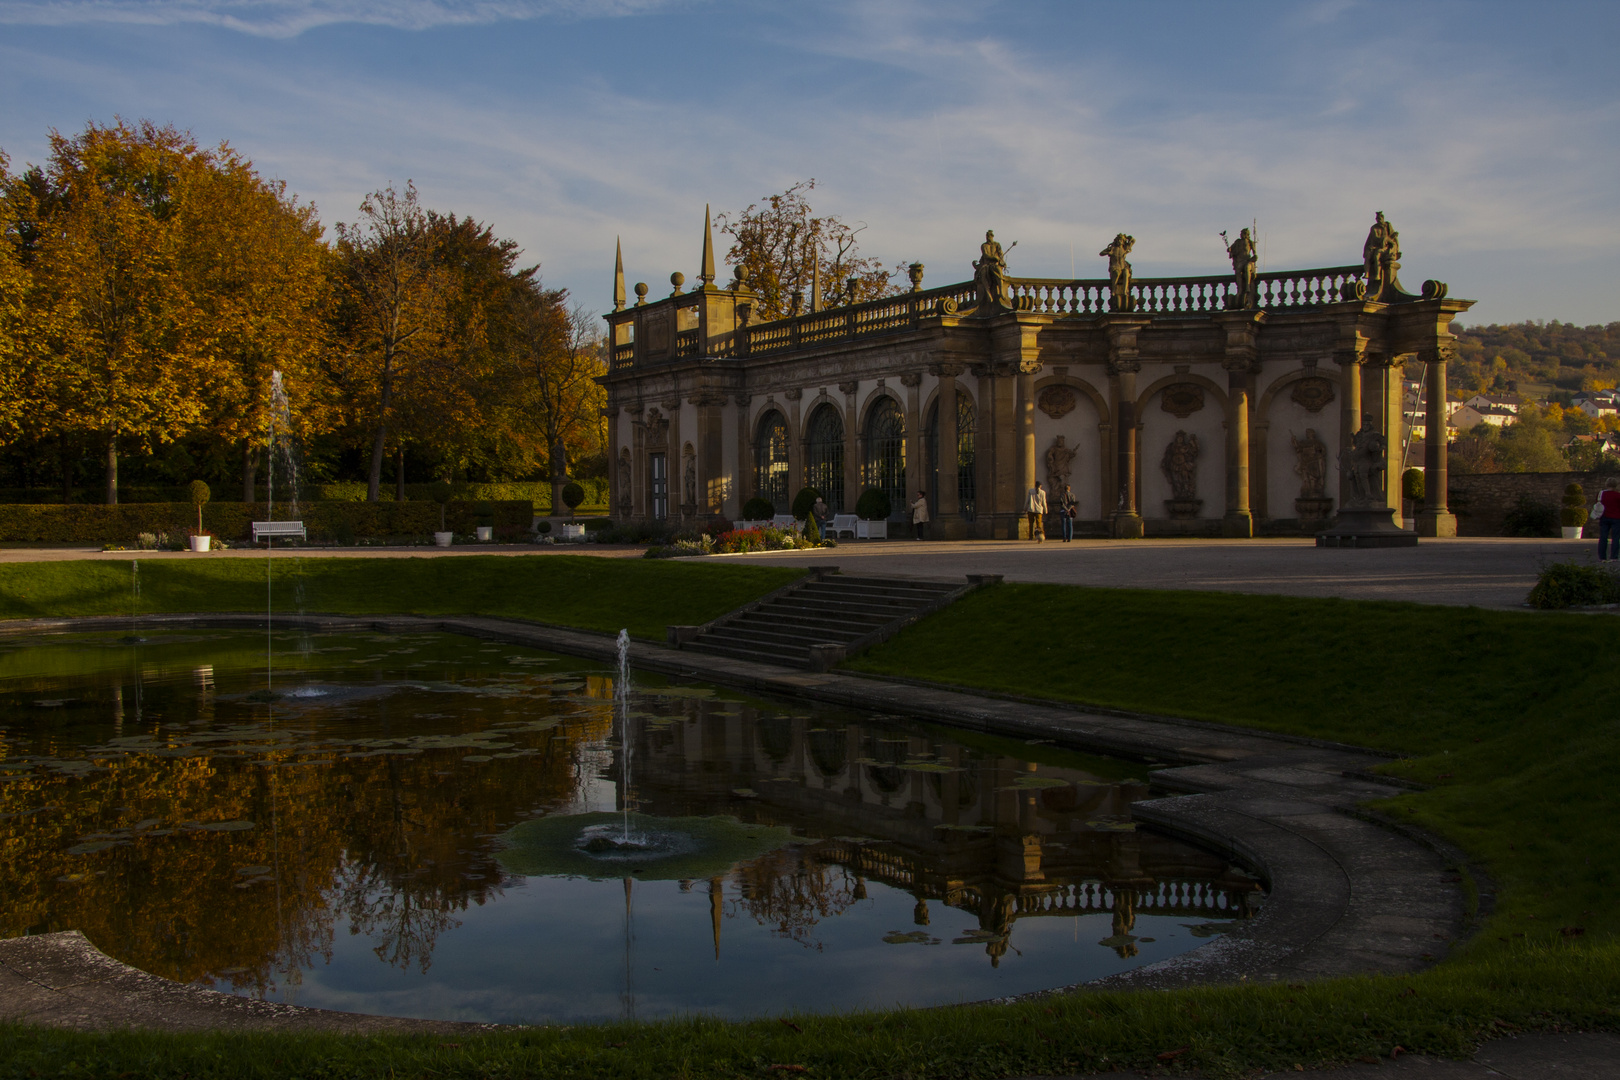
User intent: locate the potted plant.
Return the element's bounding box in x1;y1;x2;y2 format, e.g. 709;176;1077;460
1561;482;1588;540
475;500;495;542
855;487;891;540
1400;468;1424;530
561;481;585;519
741;496;776;526
187;480;212;551
431;481;455;547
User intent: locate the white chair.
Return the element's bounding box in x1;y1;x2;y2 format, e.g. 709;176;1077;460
830;514;859;539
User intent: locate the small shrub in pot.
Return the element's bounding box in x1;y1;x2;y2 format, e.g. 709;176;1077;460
855;487;891;521
742;496;776;521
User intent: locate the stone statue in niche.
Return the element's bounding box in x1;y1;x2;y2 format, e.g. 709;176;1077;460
1045;436;1076;494
1291;429;1327;498
972;229;1012;312
682;451;697;509
1037;385;1077;419
1160;383;1205;419
1161;430;1201;518
1341;420;1389;507
1225;227;1258;309
645;409;668;448
1290;376;1336;414
1099;233;1136;312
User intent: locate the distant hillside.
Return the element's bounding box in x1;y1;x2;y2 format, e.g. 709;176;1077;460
1451;321;1620;399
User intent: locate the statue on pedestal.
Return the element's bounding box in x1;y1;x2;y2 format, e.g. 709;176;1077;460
1341;420;1389;507
972;230;1012;312
1100;233;1136;312
1225;227;1258;309
1045;435;1076;493
1291;429;1327;498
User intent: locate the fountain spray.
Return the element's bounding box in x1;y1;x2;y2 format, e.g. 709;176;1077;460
616;629;632;842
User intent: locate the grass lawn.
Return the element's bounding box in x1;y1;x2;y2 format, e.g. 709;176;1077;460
1;575;1617;1078
0;555;803;641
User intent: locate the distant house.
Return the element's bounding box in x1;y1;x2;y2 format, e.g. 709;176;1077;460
1575;395;1619;420
1463;393;1520;414
1449;403;1516;431
1566;432;1620;454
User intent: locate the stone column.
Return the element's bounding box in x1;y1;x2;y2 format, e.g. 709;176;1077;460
1418;347;1458;537
901;372;923;510
1111;363;1142;537
840;380;861;511
1336;349;1363;464
1223;365;1253;537
605;405;620;520
734;394;752;514
934;366;962;518
1017;369;1037;512
784;388;804;498
991;370;1020;538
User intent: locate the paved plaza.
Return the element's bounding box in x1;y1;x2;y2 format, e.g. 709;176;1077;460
0;536;1593;609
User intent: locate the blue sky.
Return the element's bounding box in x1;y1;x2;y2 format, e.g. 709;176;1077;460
2;0;1616;326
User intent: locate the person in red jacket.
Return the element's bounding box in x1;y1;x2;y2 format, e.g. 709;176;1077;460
1600;478;1620;561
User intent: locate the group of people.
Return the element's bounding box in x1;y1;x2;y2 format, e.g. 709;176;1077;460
1023;481;1077;542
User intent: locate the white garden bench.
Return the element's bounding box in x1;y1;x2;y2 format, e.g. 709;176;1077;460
560;523;586;540
771;515;803;534
732;519;771;532
829;514;859;539
252;521;306;543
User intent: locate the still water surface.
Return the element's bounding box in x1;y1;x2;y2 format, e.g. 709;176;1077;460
0;630;1260;1022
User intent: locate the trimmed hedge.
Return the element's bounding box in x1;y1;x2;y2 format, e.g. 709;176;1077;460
0;501;535;544
0;479;611;510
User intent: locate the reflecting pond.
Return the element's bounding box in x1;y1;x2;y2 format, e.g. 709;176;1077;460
0;630;1261;1023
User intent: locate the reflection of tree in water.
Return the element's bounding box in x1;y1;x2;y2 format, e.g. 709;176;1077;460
728;846;861;949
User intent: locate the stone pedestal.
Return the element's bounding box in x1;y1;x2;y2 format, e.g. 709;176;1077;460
1165;498;1203;520
1316;505;1418;548
1111;511;1144;539
1295;497;1334;524
1416;508;1458;538
1221;510;1254;538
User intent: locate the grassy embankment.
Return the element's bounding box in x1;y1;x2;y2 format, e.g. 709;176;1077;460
1;568;1617;1077
0;554;803;641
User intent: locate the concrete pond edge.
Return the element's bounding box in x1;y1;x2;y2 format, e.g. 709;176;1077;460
0;611;1468;1033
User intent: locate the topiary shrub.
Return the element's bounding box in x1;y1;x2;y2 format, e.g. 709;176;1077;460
855;487;891;521
475;500;495;527
742;496;776;521
186;480;211;536
1401;468;1424;503
1561;483;1588;528
791;487;820;521
802;513;821;543
1528;561;1620;608
429;481;454;531
1501;495;1559;538
562;482;585;512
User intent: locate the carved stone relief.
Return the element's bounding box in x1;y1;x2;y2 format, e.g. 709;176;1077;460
900;371;923;388
1037;385;1077;419
617;449;633;516
643;308;671;355
645;409;669;449
1291;429;1328;499
1160;383;1205;419
1291;376;1337;414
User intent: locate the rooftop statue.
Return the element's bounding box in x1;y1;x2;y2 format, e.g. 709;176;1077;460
1362;211;1402;301
1100;233;1137;312
1225;227;1258;309
972;229;1013;312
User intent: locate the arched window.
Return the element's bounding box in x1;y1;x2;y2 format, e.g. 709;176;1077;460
863;396;906;518
754;410;790;513
804;404;845;512
924;394;976;521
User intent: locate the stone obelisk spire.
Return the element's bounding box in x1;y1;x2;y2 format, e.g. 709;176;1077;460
809;247;821;313
699;205;716;289
612;236;626;311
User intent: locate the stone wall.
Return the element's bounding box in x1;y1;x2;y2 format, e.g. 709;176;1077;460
1447;471;1609;536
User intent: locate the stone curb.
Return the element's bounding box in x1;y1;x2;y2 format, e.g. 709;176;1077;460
0;611;1466;1033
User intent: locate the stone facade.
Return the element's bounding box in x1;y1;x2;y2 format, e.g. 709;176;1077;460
601;214;1472;539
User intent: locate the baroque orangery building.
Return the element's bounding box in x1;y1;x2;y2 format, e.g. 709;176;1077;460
600;211;1470;540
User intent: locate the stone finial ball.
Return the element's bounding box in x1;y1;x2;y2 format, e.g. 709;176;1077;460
670;271;686;287
735;265;750;285
634;282;649;298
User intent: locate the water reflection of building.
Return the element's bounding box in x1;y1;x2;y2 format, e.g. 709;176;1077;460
629;698;1261;964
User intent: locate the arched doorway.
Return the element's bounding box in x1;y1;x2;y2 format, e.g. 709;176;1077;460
754;410;790;513
804;404;845;512
863;396;906;518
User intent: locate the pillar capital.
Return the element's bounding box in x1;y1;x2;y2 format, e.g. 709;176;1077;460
930;362;965;379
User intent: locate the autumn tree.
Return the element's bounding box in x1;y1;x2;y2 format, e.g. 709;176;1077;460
10;121;227;503
498;295;606;512
717;179;900;322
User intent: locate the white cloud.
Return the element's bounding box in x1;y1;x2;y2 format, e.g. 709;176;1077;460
0;0;683;37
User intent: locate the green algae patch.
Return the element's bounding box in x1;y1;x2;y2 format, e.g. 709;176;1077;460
494;811;793;881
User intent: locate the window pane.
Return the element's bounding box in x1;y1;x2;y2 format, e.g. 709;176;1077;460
805;405;845;513
863;397;906;517
754;411;790;513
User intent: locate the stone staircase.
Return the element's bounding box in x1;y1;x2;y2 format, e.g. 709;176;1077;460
669;569;992;671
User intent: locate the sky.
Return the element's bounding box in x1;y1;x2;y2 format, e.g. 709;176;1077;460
1;0;1617;327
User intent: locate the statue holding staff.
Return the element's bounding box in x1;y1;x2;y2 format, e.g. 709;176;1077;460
972;229;1015;311
1224;226;1258;309
1100;233;1136;312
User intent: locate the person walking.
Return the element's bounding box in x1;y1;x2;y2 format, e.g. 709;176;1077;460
1600;478;1620;561
1057;484;1077;542
1025;481;1047;542
812;496;830;537
910;490;929;540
